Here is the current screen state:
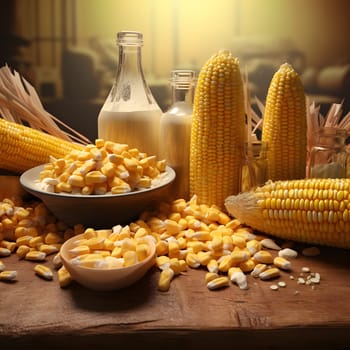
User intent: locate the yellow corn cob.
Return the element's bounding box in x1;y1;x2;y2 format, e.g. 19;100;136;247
261;63;307;181
189;50;245;209
225;178;350;249
0;118;84;173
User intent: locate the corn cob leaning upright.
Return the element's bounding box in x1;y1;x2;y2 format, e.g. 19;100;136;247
0;118;84;173
189;49;245;209
225;178;350;249
261;63;307;181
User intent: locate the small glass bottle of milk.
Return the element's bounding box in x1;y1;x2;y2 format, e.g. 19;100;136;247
98;31;162;156
159;70;196;200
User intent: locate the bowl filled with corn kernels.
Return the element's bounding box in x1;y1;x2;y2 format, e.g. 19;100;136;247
19;139;176;229
60;228;156;291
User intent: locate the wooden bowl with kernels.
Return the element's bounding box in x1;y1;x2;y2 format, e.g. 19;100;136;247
19;164;176;229
60;231;156;291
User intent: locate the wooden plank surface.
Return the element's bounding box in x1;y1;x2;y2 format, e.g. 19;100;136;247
0;241;349;350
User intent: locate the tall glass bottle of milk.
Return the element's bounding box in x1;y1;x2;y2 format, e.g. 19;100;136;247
98;31;162;156
159;70;196;200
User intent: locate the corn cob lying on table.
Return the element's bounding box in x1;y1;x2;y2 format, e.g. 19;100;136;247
225;178;350;249
0;118;84;174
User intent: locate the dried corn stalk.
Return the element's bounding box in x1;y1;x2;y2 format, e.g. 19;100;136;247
0;65;90;144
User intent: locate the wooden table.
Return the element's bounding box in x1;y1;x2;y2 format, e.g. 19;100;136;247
1;242;349;350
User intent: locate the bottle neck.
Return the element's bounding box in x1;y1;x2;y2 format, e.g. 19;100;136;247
171;84;195;105
117;45;143;80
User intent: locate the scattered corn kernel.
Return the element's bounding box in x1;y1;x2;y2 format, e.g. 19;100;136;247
16;245;31;259
58;266;72;288
228;267;248;290
0;247;11;257
206;276;229;290
261;238;281;250
273;256;292;271
205;272;219;284
158;268;175;292
253;250;273;264
0;260;5;272
259;267;280;281
39;244;59;255
0;270;17;281
25;250;46;261
278;248;298;259
34;264;53;281
52;253;63;269
251;263;267;278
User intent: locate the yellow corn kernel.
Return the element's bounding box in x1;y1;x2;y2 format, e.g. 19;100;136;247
218;255;234;272
68;174;85;187
123;250;137;267
186;241;207;254
134;227;149;239
34;264;53;281
207;276;230;290
91;250;110;257
231;235;246;249
185;252;200;268
85;237;105;250
69;245;90;257
103;238;114;251
25;250;46;261
187;230;212;242
29;236;44;248
246;239;263;255
251;263;267;278
253;250;274;264
56;182;72;193
39;244;59;255
85;170;107;185
156;255;170;270
111;246;122;258
16;245;31;259
44;232;63;245
0;270;17;281
0;247;11;257
273;256;292;271
0;240;16;252
16;235;33;247
221;235;233;251
230;250;250;265
207;259;219;273
205;272;219;284
71;254;105;268
136;243;150;262
0;260;5;272
158;268;175;292
210;236;223;251
168;241;180;258
58;266;72;288
156;240;168;256
197;251;212;266
259;267;281;281
168;258;187;274
225;219;241;231
239;258;256;273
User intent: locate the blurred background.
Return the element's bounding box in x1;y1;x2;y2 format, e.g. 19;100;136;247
1;0;350;141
